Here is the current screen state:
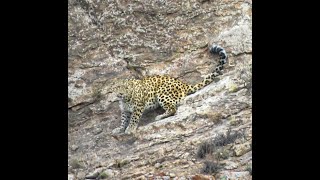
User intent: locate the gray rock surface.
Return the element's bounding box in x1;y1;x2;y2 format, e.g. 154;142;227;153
68;0;252;179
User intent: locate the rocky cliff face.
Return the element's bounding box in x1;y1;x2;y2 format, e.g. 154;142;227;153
68;0;252;179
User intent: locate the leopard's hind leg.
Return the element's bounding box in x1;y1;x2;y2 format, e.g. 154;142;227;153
155;94;178;121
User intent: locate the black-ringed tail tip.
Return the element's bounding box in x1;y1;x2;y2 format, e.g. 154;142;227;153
210;44;228;66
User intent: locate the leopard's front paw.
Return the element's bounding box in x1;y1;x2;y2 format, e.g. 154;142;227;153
124;126;137;135
112;127;124;135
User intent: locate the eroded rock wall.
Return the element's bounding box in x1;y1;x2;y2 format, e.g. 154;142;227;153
68;0;252;179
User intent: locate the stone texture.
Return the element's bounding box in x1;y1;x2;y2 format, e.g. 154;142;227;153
68;174;75;180
68;0;252;179
77;171;86;179
71;144;79;151
216;171;251;180
233;141;252;157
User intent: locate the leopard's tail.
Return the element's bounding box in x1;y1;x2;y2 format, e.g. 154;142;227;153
187;44;228;94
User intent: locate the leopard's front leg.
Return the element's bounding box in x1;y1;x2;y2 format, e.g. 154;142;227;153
125;106;143;134
112;110;131;134
112;101;131;134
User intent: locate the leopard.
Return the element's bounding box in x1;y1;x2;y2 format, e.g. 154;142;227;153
109;44;228;134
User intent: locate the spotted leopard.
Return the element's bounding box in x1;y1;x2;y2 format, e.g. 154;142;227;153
110;44;228;134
